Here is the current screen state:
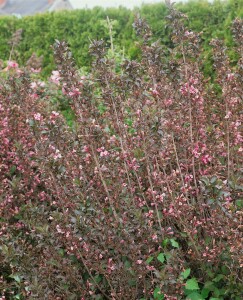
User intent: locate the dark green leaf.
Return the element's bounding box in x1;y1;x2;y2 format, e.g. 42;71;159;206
157;253;165;264
181;268;191;279
186;292;203;300
153;287;164;300
201;288;210;299
186;278;200;290
9;274;21;283
146;256;154;264
170;238;179;248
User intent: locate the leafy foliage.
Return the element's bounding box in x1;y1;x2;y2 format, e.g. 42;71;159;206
0;1;242;299
0;0;242;77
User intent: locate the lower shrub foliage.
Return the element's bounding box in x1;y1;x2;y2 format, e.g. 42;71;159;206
0;3;242;300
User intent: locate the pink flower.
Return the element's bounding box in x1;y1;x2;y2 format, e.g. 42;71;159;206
227;73;235;81
145;210;154;218
108;135;116;143
97;147;109;157
192;145;200;158
164;98;173;107
234;133;242;144
7;61;19;69
34;113;42;121
62;86;68;95
50;111;60;124
56;225;64;234
189;86;198;95
82;145;90;153
107;258;116;273
30;67;41;73
185;174;193;183
151;89;159;96
50;70;61;84
53;149;62;160
31;93;39;100
180;83;189;96
68;88;81;97
39;81;45;87
51;111;59;117
100;150;109;157
201;154;212;164
30;82;38;89
185;30;194;36
146;265;155;271
225;111;232;119
152;234;158;241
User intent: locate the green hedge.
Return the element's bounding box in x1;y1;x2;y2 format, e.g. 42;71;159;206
0;0;242;77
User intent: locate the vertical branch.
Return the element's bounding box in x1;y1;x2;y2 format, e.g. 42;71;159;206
107;16;114;57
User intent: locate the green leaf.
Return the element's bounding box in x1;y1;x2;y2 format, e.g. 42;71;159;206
162;238;169;247
206;270;214;279
213;274;225;282
124;260;131;268
221;265;230;275
10;165;17;175
186;278;200;290
207;199;214;205
128;279;136;286
104;126;110;133
181;268;191;279
9;274;21;283
63;283;70;290
28;119;34;126
58;248;65;256
211;287;221;297
146;256;154;264
210;176;218;184
170;238;179;248
201;288;210;298
157;253;165;264
165;252;172;261
125;118;133;126
180;232;188;238
204;281;215;291
186;292;203;300
236;199;243;208
94;274;102;284
153;287;164;300
98;102;107;114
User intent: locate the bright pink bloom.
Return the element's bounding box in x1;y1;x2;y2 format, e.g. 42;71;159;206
7;61;19;69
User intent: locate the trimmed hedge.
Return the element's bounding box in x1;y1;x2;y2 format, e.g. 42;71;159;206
0;0;242;77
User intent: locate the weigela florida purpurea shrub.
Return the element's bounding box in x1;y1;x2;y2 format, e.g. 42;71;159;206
0;3;242;300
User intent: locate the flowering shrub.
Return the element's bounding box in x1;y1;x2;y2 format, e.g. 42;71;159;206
0;3;242;299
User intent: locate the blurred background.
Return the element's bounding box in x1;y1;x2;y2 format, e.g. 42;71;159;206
0;0;180;15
